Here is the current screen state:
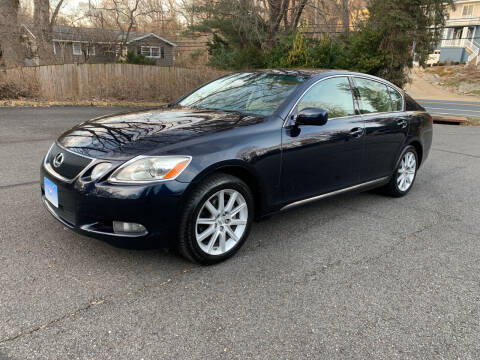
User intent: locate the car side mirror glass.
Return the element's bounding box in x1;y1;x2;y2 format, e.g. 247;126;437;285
296;108;329;126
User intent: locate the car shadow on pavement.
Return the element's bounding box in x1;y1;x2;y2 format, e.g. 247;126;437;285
96;235;170;251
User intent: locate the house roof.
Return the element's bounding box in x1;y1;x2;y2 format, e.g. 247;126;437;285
126;33;177;47
23;24;176;46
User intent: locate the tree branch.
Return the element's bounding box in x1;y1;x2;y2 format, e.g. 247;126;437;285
50;0;65;26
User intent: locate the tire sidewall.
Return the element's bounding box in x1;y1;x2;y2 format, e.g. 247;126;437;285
184;177;254;263
393;146;418;196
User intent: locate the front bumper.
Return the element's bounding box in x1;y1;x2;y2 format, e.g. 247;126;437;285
40;166;189;247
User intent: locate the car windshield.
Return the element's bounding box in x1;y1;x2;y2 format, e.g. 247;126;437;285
179;73;306;116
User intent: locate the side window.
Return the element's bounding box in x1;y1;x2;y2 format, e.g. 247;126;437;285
297;77;355;119
388;87;403;111
354;78;392;114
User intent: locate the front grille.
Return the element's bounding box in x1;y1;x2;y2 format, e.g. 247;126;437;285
45;143;92;180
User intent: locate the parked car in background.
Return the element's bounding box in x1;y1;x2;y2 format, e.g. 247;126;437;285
41;70;433;264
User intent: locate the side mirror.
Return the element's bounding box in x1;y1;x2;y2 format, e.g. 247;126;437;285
295;108;329;126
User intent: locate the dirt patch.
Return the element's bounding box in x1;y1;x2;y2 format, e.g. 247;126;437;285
405;67;479;101
423;65;480;97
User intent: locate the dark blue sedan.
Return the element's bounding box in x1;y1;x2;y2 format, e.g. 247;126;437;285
41;70;433;264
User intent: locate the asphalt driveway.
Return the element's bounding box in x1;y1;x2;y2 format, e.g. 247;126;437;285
1;107;479;359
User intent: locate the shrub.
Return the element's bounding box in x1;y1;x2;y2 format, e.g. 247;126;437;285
268;33;342;69
339;28;386;76
0;70;39;99
310;35;342;69
207;33;266;70
122;51;157;65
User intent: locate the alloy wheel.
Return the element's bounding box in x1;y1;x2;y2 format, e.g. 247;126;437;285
397;151;416;192
195;189;248;256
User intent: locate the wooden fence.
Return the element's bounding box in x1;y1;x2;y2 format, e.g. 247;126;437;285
1;64;226;102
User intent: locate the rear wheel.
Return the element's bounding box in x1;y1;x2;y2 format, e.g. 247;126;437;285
178;173;254;264
382;145;418;197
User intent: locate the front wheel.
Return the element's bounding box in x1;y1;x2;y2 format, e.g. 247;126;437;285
177;173;254;265
382;146;419;197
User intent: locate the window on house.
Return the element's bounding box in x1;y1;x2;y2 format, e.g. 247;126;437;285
140;46;161;58
161;47;165;59
462;5;474;17
150;47;160;57
73;42;82;56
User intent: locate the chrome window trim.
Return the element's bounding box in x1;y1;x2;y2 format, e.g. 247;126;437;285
351;75;406;113
283;74;357;128
280;176;389;211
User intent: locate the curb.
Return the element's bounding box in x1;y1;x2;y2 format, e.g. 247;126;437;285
432;115;468;124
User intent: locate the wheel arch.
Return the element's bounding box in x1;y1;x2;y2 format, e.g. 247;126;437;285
184;161;264;220
408;140;423;166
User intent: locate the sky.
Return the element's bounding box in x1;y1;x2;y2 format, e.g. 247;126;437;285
61;1;89;15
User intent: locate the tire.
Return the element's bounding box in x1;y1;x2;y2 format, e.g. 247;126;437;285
382;145;419;197
177;173;254;265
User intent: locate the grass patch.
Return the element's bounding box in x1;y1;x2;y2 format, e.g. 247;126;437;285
444;78;461;87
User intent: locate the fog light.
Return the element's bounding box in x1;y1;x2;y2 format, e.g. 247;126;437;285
113;221;147;235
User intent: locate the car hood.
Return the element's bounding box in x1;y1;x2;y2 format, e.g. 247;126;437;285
57;107;266;160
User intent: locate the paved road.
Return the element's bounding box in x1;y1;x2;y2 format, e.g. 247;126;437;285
418;99;480;117
1;107;480;359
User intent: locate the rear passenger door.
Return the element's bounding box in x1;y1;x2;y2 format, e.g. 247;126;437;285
352;77;408;182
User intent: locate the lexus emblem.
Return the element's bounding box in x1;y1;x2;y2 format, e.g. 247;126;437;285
53;153;64;168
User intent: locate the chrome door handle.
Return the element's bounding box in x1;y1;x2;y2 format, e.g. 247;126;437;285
349;127;364;138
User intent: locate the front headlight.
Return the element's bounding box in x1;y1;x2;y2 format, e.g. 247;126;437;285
109;156;191;183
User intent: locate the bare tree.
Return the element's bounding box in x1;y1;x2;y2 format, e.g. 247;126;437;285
263;0;308;48
140;0;181;34
87;0;159;59
0;0;27;67
302;0;367;37
33;0;65;64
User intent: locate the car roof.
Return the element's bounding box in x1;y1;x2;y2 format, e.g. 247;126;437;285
247;69;400;89
250;68;338;79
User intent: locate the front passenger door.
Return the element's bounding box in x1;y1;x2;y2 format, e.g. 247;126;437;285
281;76;365;205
